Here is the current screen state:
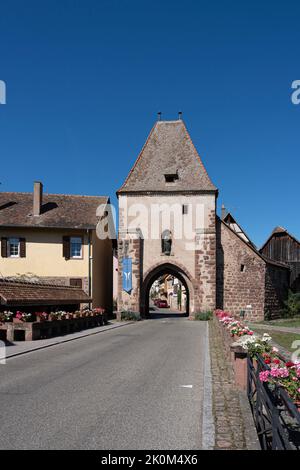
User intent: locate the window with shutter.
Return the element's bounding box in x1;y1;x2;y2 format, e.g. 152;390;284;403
8;238;20;257
70;237;83;258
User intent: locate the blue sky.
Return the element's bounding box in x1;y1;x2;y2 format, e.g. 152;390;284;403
0;0;299;246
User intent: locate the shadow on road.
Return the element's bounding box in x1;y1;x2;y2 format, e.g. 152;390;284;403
147;308;188;319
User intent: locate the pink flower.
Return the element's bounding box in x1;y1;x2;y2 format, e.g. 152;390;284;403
270;367;289;378
259;371;270;382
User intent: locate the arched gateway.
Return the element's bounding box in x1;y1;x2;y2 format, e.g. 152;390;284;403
116;118;290;322
141;262;193;317
116;118;217;319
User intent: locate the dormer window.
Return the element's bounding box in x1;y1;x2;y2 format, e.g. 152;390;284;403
164;173;178;183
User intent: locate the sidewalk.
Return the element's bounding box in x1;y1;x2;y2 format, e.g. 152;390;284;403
4;321;133;359
209;319;260;450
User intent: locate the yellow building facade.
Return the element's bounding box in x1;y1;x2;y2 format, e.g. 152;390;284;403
0;182;113;311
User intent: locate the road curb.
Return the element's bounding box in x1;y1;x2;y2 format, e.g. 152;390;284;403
201;321;215;449
6;321;134;360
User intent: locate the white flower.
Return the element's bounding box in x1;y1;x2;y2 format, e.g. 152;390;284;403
262;333;271;340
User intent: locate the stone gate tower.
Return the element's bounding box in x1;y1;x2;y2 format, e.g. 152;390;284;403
117;119;218;318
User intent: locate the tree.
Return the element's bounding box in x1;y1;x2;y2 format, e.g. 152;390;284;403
283;290;300;317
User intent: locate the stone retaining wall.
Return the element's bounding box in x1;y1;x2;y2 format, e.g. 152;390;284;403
0;313;108;342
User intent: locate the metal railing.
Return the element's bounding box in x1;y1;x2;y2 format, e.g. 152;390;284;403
247;355;300;450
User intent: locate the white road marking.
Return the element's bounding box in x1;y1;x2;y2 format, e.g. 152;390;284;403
180;384;193;388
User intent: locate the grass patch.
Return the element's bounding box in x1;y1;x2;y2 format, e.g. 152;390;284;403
121;311;141;321
194;311;212;321
263;318;300;328
251;327;300;352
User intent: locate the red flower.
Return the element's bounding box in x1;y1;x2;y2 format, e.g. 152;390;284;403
264;359;271;364
273;359;280;365
285;361;295;368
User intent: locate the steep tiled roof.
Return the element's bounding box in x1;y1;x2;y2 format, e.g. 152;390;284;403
0;278;91;306
0;193;108;229
118;120;217;193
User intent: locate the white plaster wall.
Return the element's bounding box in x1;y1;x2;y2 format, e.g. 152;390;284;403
119;193;216;278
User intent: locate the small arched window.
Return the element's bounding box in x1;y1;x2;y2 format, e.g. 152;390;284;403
161;230;172;255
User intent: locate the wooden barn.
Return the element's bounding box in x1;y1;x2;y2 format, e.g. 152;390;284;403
260;227;300;292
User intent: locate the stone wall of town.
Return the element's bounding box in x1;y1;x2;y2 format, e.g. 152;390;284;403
264;263;290;319
216;220;265;321
117;235;142;313
194;208;216;313
118;193;217;317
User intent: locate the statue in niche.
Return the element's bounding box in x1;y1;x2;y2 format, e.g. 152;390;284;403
161;230;172;255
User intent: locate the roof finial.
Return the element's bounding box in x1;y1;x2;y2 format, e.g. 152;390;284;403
178;111;182;120
157;111;162;121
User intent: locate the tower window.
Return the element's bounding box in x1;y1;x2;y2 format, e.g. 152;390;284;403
182;204;188;215
161;230;172;255
164;173;178;183
240;264;246;272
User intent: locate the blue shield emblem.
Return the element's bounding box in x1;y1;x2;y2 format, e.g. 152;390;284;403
122;257;132;293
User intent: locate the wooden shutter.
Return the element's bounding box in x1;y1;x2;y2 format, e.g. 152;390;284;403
1;237;7;258
20;238;26;257
63;236;70;260
70;278;82;288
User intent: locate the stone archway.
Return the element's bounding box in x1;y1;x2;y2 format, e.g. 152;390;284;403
140;262;194;318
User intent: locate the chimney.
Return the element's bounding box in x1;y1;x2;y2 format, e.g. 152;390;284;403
33;181;43;216
221;204;227;221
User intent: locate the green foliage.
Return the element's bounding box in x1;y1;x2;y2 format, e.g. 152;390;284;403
121;310;141;321
194;311;212;321
283;290;300;318
264;309;272;322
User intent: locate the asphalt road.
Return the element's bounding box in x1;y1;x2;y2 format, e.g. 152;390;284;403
0;317;209;450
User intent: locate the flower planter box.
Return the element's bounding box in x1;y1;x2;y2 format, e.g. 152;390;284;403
0;311;108;342
215;315;249;387
230;344;248;391
35;316;48;323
